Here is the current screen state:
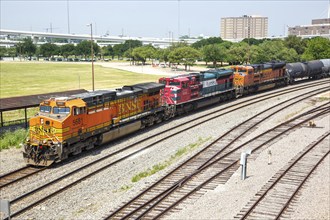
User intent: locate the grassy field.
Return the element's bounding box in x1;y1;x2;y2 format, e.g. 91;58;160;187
0;62;165;98
0;62;166;123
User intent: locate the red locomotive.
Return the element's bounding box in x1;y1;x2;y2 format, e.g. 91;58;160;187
159;69;235;114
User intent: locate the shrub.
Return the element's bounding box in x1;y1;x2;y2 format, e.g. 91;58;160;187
0;129;28;151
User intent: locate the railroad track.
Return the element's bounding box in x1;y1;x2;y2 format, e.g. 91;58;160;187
0;166;46;189
235;132;330;220
0;80;327;190
2;81;329;219
105;103;329;219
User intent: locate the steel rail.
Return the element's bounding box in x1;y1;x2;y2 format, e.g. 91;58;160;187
111;89;330;220
4;82;329;219
149;109;330;220
275;148;329;219
239;132;330;220
106;100;329;219
9;84;329;204
1;80;327;189
0;166;46;189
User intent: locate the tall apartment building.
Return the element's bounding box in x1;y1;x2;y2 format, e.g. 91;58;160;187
221;15;268;40
288;18;330;36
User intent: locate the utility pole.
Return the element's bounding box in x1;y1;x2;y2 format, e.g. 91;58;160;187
67;0;70;34
87;23;95;91
328;0;330;19
178;0;181;39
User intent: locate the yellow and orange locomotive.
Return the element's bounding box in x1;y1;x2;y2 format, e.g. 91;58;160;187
23;82;165;166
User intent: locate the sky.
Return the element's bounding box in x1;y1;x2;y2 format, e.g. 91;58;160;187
0;0;329;39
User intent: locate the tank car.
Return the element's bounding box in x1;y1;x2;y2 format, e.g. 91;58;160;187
320;59;330;76
306;60;324;78
286;59;330;83
23;82;165;166
285;62;308;83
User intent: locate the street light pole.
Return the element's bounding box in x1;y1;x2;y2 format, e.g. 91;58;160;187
87;23;95;91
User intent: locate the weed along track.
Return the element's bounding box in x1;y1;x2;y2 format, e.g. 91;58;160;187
1;80;329;219
105;95;330;219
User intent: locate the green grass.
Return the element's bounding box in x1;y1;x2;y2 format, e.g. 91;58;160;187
0;62;165;98
2;107;38;122
0;128;28;151
112;184;133;193
317;96;330;102
131;137;211;183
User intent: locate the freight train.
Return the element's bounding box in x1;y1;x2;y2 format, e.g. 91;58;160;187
23;59;330;166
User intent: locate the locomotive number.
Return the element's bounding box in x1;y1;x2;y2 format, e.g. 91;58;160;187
73;118;82;126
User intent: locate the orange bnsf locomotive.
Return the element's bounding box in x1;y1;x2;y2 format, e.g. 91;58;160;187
232;61;287;97
23;82;165;166
23;60;329;166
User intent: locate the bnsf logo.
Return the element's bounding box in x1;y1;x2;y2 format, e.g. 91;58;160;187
34;126;54;134
118;101;138;114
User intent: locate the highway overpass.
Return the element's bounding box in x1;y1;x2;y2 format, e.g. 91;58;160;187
0;29;199;48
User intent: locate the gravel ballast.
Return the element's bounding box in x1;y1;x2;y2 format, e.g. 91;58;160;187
0;79;329;219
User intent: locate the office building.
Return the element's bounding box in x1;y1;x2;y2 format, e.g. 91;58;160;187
221;15;268;40
288;18;330;37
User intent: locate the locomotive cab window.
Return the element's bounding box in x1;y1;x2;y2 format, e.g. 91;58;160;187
40;105;51;113
159;79;166;85
238;69;246;74
53;107;70;114
169;81;180;86
73;107;86;115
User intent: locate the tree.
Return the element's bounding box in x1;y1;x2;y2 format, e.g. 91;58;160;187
113;44;124;59
7;47;17;60
156;48;171;64
227;42;249;64
0;47;6;60
103;45;114;59
40;43;59;58
16;42;24;59
168;42;189;50
191;37;223;49
60;44;75;58
242;38;266;46
20;38;37;59
252;40;299;63
220;41;234;49
169;46;201;71
122;40;142;52
202;44;227;67
301;37;330;60
284;35;307;55
112;40;142;60
131;45;156;65
76;40;100;58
